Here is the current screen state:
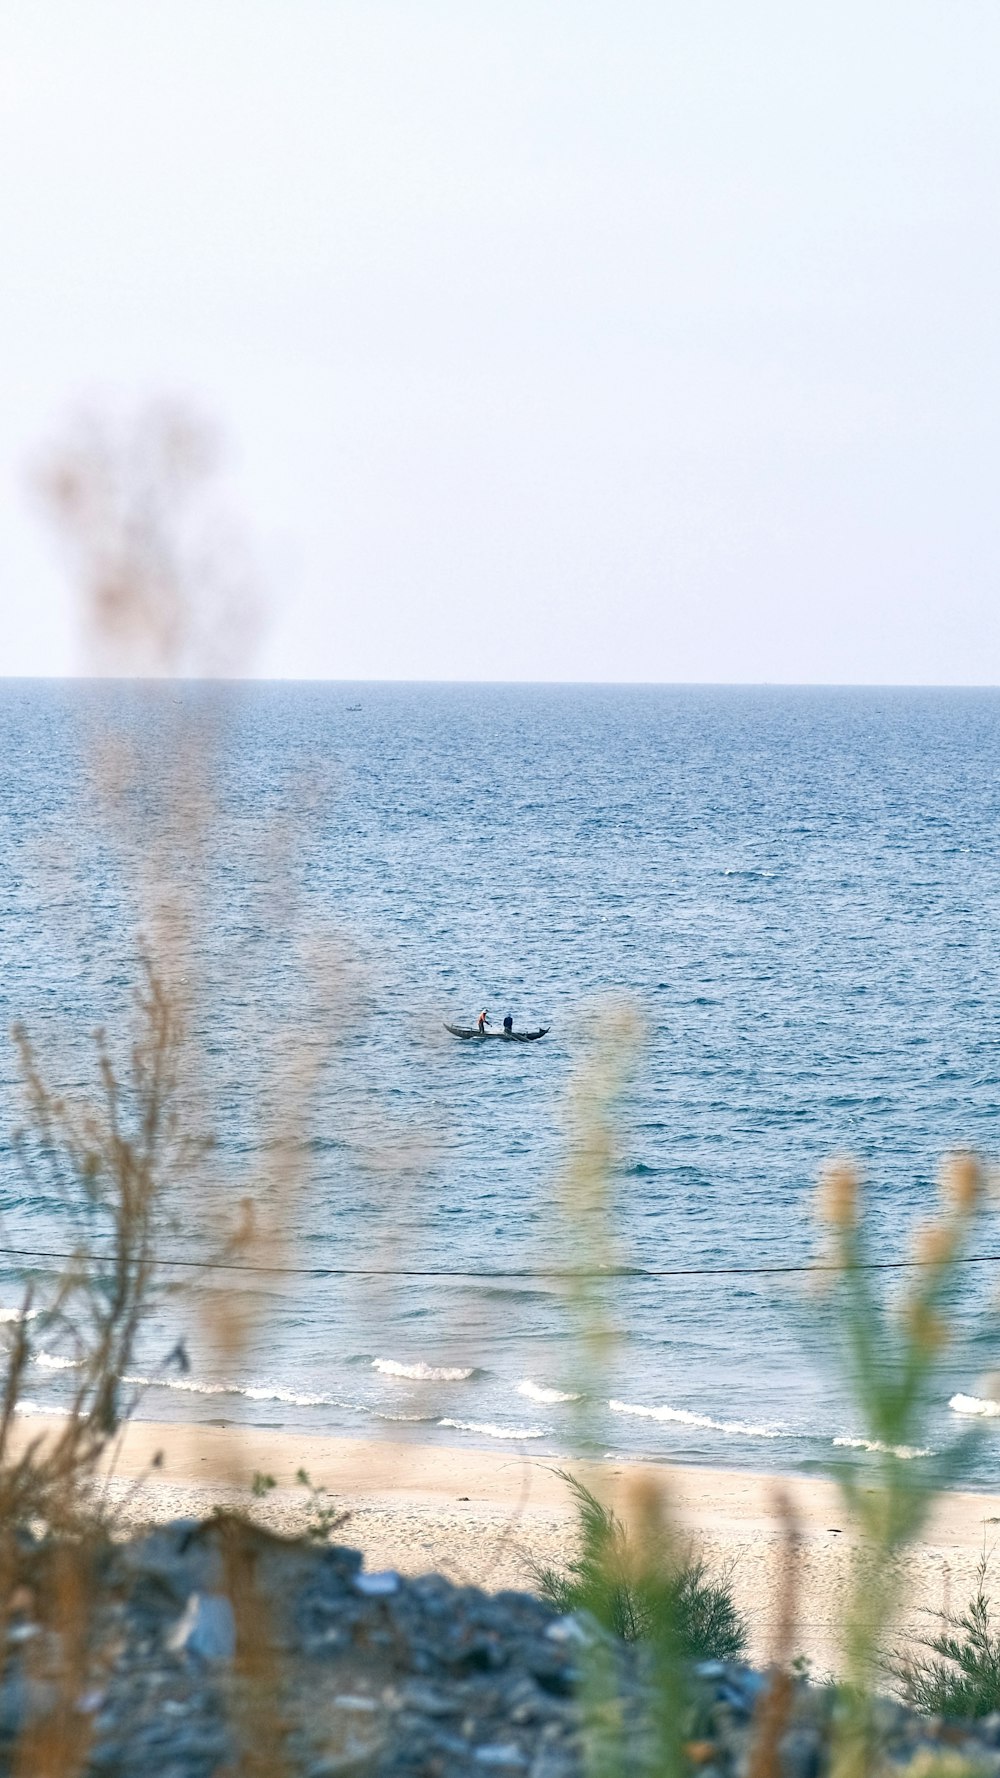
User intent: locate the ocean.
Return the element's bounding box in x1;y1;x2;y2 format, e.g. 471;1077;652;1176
3;680;1000;1485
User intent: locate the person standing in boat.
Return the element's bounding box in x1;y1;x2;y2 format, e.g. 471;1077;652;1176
478;1009;489;1034
503;1013;513;1035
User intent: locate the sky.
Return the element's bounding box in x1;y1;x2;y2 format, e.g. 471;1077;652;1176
1;1;998;683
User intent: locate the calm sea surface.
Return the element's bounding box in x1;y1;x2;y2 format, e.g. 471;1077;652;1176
3;681;1000;1485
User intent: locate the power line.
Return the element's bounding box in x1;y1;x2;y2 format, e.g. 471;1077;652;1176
0;1242;998;1281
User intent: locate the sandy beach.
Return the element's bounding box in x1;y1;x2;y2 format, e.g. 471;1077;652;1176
17;1414;1000;1679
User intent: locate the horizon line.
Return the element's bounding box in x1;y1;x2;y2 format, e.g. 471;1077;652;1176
0;674;999;692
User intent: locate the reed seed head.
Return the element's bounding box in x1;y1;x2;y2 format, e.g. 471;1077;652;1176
939;1152;982;1216
816;1159;860;1232
911;1221;956;1270
904;1300;949;1356
623;1471;672;1576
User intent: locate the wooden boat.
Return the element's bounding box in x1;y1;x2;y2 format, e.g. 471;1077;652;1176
444;1022;550;1042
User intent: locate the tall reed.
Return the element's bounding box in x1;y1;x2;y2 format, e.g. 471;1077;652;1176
816;1154;983;1778
552;1006;705;1778
3;952;201;1524
0;401;328;1776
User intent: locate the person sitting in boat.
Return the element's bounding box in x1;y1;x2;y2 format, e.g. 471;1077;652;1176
477;1009;488;1034
503;1013;513;1034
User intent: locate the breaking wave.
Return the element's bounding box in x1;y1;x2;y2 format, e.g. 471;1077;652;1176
122;1372;337;1409
438;1417;546;1441
124;1370;435;1426
833;1436;929;1459
950;1393;1000;1418
22;1360;450;1425
373;1359;475;1382
609;1399;784;1439
516;1380;581;1405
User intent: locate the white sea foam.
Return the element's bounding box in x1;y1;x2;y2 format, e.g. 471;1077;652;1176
14;1400;69;1418
438;1418;546;1441
223;1383;335;1407
122;1372;336;1409
131;1371;430;1422
23;1356;441;1420
373;1359;475;1382
609;1399;784;1439
833;1435;929;1459
517;1380;581;1405
38;1357;332;1411
370;1409;437;1425
950;1392;1000;1419
0;1308;39;1324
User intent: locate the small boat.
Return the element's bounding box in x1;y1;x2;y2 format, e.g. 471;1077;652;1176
444;1022;550;1043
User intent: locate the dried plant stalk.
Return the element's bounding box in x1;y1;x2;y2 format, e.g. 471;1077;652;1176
747;1488;801;1778
217;1516;292;1778
12;1538;101;1778
1;953;204;1529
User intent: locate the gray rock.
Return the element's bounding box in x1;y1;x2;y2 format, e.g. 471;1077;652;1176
779;1726;822;1778
120;1518;223;1605
983;1714;1000;1748
27;1512;1000;1778
544;1616;594;1648
353;1569;400;1597
529;1757;576;1778
475;1746;529;1770
166;1590;236;1662
306;1760;378;1778
528;1654;575;1698
396;1681;458;1716
0;1674;54;1742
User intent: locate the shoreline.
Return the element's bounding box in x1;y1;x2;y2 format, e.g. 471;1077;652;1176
17;1414;1000;1676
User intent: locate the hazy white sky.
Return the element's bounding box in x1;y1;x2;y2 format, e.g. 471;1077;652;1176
1;1;998;681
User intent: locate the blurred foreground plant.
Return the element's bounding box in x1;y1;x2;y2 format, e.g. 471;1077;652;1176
1;952;201;1527
0;952;213;1778
0;400;332;1777
35;400;256;679
894;1548;1000;1720
535;1471;747;1658
556;1003;641;1418
817;1154;983;1778
552;1010;702;1778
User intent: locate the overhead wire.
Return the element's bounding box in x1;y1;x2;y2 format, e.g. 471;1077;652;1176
0;1241;998;1280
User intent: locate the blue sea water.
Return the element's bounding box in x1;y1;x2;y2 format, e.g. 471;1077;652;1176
3;680;1000;1484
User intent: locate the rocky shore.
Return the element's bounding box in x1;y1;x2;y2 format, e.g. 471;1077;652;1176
1;1518;1000;1776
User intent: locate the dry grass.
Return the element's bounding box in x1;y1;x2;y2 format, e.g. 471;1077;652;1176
0;401;325;1776
2;952;199;1529
746;1489;801;1778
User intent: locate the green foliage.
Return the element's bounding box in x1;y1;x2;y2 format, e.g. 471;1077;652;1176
896;1552;1000;1720
894;1757;991;1778
816;1157;983;1778
295;1466;348;1543
251;1471;276;1499
534;1472;747;1661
